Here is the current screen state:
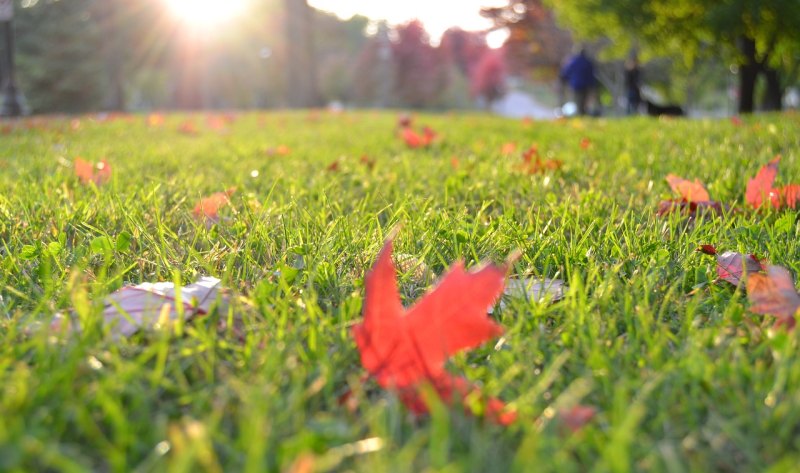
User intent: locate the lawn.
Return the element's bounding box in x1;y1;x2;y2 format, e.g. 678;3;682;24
1;111;800;472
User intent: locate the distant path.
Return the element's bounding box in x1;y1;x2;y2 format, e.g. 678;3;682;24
492;90;557;120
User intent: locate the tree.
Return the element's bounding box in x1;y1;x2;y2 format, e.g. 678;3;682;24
470;49;507;105
284;0;319;107
481;0;572;79
543;0;800;113
390;20;449;108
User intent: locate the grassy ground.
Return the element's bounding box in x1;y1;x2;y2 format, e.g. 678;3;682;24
1;111;800;472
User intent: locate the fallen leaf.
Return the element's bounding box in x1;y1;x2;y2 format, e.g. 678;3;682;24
266;145;291;157
177;120;198;136
353;239;515;424
658;174;724;218
501;278;565;306
665;174;710;202
559;405;596;432
74;157;112;186
520;145;561;174
193;188;236;223
401;126;437;149
397;114;413;129
54;277;228;338
146;113;165;127
781;184;800;210
326;160;340;172
698;245;764;287
747;265;800;330
501;142;517;155
746;156;781;210
359;155;376;170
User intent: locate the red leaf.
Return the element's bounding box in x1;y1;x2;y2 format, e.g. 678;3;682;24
780;184;800;210
656;200;724;218
326;160;340;172
665;174;710;203
746;156;781;209
697;245;717;256
353;239;514;423
559;405;597;432
698;245;764;286
747;265;800;330
401;126;437;149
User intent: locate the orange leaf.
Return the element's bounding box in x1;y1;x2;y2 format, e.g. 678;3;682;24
74;158;111;186
665;174;710;203
747;265;800;330
501;142;517;155
193;188;236;223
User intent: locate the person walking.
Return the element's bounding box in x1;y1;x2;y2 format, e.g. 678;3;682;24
624;52;642;115
559;47;597;116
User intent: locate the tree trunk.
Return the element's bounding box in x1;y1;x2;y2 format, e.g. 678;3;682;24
762;67;783;111
284;0;319;108
737;36;758;114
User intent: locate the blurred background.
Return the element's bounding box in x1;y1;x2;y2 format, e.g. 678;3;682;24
1;0;798;117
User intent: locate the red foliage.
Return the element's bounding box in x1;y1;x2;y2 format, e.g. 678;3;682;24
470;49;507;103
746;156;781;209
391;21;449;107
698;245;764;287
353;239;515;424
519;145;561;174
401;126;437;149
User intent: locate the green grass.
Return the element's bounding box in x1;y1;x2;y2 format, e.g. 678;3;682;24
1;110;800;472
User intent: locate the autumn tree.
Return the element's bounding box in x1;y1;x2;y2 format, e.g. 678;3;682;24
390;20;449;108
470;49;507;105
481;0;572;79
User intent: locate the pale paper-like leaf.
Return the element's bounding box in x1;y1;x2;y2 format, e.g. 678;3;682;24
492;278;566;312
52;277;227;337
104;276;226;337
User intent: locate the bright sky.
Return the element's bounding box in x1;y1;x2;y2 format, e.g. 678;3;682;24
308;0;510;47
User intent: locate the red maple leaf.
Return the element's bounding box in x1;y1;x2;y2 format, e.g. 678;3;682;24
746;156;781;209
698;245;765;287
747;264;800;330
781;184;800;210
401;126;437;149
74;157;112;186
353;239;516;424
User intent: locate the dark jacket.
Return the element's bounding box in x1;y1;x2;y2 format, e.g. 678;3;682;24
560;53;596;91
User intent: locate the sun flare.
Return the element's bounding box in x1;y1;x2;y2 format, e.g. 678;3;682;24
165;0;248;27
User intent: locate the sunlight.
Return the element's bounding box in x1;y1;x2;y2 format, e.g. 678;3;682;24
165;0;248;28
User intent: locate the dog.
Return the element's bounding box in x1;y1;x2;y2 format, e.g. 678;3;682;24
645;99;684;117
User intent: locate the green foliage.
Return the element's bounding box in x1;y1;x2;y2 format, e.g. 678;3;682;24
1;111;800;470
